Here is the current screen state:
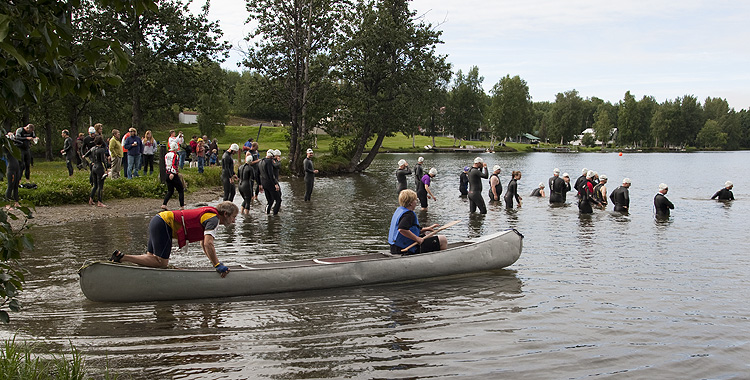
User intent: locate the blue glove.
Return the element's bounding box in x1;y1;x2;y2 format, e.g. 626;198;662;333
214;262;229;276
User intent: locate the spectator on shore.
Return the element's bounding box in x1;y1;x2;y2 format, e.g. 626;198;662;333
108;129;122;179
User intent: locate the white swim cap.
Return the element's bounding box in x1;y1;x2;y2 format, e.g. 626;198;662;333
539;182;545;188
553;168;560;175
582;167;588;174
429;167;437;176
562;172;570;178
623;178;631;184
245;155;253;163
398;159;406;166
274;149;281;156
417;157;424;163
474;157;483;164
659;183;668;191
230;143;240;152
600;174;607;180
306;148;314;154
725;181;733;187
492;165;501;172
88;126;96;134
266;149;274;157
586;170;594;179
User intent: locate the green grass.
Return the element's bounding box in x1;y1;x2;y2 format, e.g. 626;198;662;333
0;337;112;380
18;161;222;207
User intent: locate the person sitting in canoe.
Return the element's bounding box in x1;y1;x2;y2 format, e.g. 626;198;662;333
388;189;447;255
109;201;239;277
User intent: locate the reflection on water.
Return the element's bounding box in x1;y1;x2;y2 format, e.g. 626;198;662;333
3;151;750;378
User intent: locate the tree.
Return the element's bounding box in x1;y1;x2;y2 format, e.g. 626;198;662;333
1;0;157;322
197;63;230;138
581;132;595;147
331;0;449;171
445;67;486;145
487;75;532;141
548;90;583;145
80;0;229;130
696;119;727;148
592;106;614;146
677;94;703;146
243;0;346;174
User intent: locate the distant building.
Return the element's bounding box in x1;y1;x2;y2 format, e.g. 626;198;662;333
518;133;540;144
571;128;617;146
179;111;199;124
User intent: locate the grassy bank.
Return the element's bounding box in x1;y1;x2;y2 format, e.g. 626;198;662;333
0;337;109;380
18;161;222;207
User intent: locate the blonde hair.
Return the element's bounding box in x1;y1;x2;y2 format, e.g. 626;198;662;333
398;189;417;207
216;201;239;217
144;130;155;143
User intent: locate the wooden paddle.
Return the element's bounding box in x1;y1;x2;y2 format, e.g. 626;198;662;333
401;220;461;252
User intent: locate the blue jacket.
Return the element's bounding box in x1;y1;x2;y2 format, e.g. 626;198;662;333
123;136;143;156
388;206;421;254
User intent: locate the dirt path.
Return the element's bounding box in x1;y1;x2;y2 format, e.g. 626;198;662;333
14;186;224;228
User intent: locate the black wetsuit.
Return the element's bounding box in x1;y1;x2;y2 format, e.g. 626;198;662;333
395;167;412;194
504;178;520;208
549;175;568;203
304;157;315;201
467;166;488;214
63;136;76;176
593;182;607;207
260;157;282;214
711;188;734;200
80;134;96;184
221;150;235;201
417;174;430;208
530;188;542;197
249;150;260;197
488;173;502;202
238;163;253;209
574;174;587;198
413;163;424;190
578;180;595;214
459;172;469;196
14;127;35;181
654;193;674;218
610;186;630;212
84;145;108;203
4;148;20;202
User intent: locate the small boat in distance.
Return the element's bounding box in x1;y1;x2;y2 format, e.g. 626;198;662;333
78;229;523;303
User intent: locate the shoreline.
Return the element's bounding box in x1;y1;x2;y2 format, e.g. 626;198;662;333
16;186;224;228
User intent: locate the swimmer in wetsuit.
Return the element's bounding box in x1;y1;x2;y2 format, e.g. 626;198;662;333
654;183;674;218
530;182;545;197
83;135;109;207
578;170;601;214
467;157;489;214
711;181;734;201
504;170;522;208
238;154;254;214
488;165;502;202
221;144;239;202
459;166;469;196
395;159;411;194
609;178;631;212
413;157;424;191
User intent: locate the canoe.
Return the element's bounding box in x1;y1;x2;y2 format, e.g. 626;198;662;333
78;229;523;302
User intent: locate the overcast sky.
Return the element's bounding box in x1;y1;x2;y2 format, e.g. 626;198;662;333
195;0;750;110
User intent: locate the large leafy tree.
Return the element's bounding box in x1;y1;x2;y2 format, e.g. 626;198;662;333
1;0;156;323
487;75;532;141
332;0;449;171
80;0;229;130
548;89;583;145
592;105;614;145
243;0;346;174
445;67;486;146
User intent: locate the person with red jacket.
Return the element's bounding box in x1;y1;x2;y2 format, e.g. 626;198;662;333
110;201;239;277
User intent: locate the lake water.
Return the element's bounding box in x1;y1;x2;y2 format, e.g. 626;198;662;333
2;151;749;379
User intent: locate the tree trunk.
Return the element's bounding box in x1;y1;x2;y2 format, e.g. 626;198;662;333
132;91;142;130
354;132;386;172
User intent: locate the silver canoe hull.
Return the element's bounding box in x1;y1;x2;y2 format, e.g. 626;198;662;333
78;229;523;302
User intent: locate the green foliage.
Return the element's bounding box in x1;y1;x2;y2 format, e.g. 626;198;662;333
0;201;32;323
0;337;103;379
445;67;486;141
15;161;222;206
487;75;533;140
696;120;727;148
581;133;596;147
197;64;230;138
592;106;614;144
549;90;583;144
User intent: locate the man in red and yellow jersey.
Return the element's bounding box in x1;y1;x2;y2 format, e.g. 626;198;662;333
111;201;239;277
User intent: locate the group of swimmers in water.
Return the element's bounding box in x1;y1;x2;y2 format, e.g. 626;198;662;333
389;156;737;256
